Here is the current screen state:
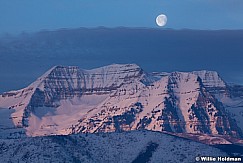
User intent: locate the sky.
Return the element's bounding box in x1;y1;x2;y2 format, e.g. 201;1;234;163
0;0;243;92
1;0;243;34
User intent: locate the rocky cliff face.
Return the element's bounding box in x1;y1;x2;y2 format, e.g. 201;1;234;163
0;64;242;138
73;71;242;138
29;64;145;106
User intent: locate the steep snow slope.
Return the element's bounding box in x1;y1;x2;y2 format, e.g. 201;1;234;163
0;64;148;137
193;71;243;134
0;130;230;163
0;64;242;139
74;71;242;138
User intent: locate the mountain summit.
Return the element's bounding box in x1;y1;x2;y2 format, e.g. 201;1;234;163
0;64;243;139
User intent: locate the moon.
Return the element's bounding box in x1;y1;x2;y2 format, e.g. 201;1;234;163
156;14;167;27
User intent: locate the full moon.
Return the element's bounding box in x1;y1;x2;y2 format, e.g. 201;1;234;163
156;14;167;27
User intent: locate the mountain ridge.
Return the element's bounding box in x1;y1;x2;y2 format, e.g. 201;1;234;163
0;130;232;163
0;64;243;139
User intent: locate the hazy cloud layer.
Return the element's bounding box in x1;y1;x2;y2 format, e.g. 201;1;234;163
0;0;243;34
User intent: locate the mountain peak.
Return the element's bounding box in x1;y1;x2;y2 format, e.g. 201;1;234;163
40;64;142;77
193;70;220;77
192;70;226;88
88;63;141;72
0;64;242;139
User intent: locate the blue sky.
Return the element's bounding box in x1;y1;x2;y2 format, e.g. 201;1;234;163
1;0;243;92
1;0;243;34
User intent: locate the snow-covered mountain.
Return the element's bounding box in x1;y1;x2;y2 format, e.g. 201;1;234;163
0;130;235;163
0;64;243;139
